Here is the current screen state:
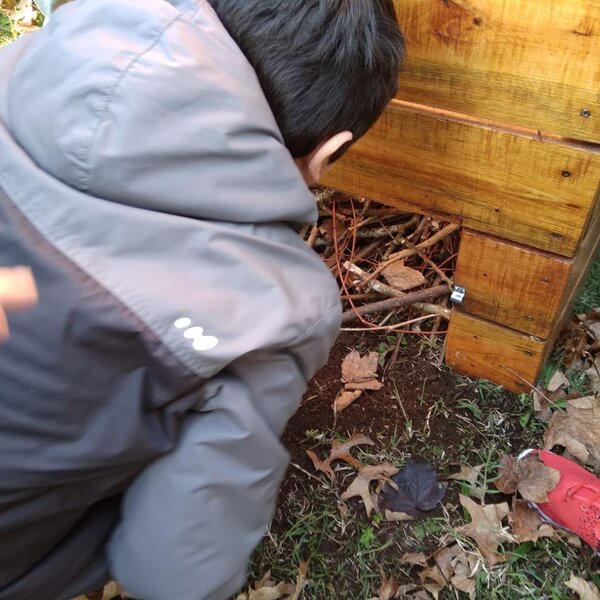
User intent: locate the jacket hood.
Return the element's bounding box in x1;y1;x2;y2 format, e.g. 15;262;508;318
0;0;317;224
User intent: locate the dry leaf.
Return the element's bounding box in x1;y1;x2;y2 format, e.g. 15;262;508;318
544;396;600;465
459;495;511;566
419;562;446;599
585;357;600;394
379;457;446;518
410;591;432;600
74;582;123;600
237;569;301;600
287;562;308;600
329;434;375;468
384;509;415;522
306;434;374;481
306;449;334;481
382;262;427;291
377;573;399;600
533;388;559;423
341;350;383;391
509;499;555;543
334;389;362;412
341;463;399;516
432;544;479;599
400;552;429;567
565;574;600;600
448;464;486;500
546;370;569;392
495;454;560;503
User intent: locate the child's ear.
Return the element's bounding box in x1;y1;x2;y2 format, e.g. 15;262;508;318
295;131;353;185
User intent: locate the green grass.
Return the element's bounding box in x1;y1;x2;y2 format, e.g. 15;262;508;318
0;11;16;46
574;250;600;314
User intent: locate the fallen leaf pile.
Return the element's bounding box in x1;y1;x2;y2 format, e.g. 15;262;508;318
335;350;383;412
236;563;308;600
373;542;482;600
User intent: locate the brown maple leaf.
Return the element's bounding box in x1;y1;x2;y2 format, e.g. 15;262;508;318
544;396;600;465
341;463;399;516
341;350;383;391
509;499;555;543
495;454;560;503
459;495;511;566
306;434;374;481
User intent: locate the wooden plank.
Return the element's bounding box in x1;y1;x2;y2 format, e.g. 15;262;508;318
323;101;600;256
542;190;600;364
393;0;600;143
454;230;571;338
446;310;546;393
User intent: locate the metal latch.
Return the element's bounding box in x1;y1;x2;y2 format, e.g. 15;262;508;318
450;286;466;305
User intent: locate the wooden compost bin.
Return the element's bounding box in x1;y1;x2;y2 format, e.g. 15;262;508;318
324;0;600;393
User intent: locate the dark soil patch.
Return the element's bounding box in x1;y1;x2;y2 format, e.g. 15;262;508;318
283;332;521;474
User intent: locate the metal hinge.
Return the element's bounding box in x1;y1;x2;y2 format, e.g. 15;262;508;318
450;286;466;305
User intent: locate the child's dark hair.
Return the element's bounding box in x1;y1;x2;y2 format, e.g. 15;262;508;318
207;0;405;159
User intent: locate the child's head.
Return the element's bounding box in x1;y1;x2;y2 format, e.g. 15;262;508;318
207;0;405;182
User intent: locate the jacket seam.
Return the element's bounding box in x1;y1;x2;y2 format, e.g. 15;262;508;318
290;302;341;348
78;12;182;191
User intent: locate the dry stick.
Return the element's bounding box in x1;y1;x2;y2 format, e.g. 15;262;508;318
306;225;319;248
501;365;565;411
343;262;451;320
342;313;440;332
382;215;421;260
341;285;451;323
361;223;461;288
411;245;454;286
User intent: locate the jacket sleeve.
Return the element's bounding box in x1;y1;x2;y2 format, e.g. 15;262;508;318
106;306;340;600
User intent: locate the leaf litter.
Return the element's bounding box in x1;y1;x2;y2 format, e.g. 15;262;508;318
495;453;560;503
335;349;384;412
305;433;374;481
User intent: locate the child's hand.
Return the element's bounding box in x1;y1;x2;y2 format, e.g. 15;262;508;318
0;267;38;342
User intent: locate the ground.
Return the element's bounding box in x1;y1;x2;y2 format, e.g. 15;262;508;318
243;332;600;600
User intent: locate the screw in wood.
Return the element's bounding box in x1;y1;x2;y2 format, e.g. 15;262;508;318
580;108;592;119
562;170;572;178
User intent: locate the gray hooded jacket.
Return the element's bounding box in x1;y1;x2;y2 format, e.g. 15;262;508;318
0;1;341;598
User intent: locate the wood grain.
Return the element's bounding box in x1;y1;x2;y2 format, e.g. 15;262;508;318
393;0;600;143
324;101;600;256
446;310;546;393
454;230;571;338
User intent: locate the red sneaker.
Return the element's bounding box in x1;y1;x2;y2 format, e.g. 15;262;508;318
518;449;600;554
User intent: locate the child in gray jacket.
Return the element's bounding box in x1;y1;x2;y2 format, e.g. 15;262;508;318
0;1;404;598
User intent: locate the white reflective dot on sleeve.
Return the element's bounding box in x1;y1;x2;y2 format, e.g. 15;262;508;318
174;317;192;329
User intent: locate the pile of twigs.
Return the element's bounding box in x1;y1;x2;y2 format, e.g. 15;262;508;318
303;188;460;336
